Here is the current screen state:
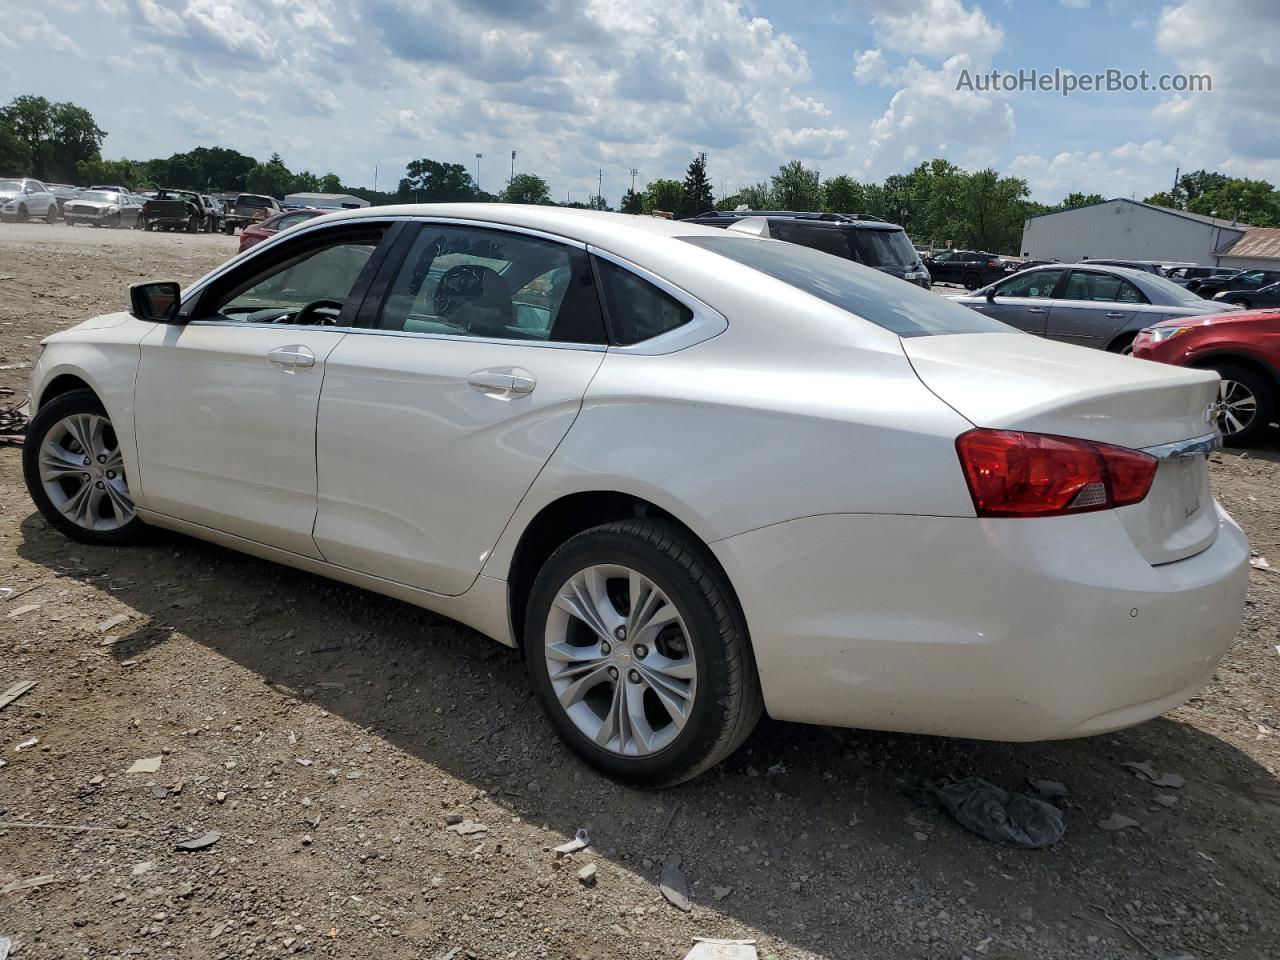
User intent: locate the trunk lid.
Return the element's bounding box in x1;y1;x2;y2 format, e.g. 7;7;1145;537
904;332;1221;564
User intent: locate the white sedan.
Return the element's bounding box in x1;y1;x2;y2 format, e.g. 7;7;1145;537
22;204;1248;785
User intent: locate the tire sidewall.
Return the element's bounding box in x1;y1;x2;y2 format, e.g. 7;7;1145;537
22;390;144;545
523;527;738;786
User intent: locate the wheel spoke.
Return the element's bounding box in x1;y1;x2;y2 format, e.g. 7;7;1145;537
639;672;691;734
554;662;610;709
39;445;87;482
102;478;135;517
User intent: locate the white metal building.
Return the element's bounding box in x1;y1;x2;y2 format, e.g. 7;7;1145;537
282;192;370;210
1020;199;1248;266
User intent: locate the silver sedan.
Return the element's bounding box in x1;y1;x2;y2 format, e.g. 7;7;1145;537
950;263;1240;352
62;190;144;229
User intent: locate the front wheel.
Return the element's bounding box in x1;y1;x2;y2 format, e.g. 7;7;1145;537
523;519;762;787
1233;298;1252;310
22;390;145;545
1212;363;1274;447
45;204;57;223
186;215;199;233
962;271;981;290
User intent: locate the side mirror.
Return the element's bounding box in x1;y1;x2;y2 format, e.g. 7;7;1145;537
130;281;183;323
985;288;996;301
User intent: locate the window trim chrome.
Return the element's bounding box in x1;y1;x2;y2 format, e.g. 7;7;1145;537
1141;431;1221;460
589;246;728;355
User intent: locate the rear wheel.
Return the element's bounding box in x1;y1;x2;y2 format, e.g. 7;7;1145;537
22;390;144;545
1233;298;1252;310
186;214;199;233
1107;331;1137;355
524;519;762;786
962;271;982;290
1211;363;1274;447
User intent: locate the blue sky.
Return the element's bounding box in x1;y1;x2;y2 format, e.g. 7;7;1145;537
4;0;1277;204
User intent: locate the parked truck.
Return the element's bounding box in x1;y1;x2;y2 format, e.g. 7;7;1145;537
142;189;220;233
222;193;283;235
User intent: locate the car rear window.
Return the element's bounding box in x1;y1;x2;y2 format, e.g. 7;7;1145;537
679;236;1013;338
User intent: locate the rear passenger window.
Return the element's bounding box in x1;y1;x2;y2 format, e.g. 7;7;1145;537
595;258;693;345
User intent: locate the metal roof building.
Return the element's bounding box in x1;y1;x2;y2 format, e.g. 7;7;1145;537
282;192;370;210
1020;198;1249;267
1216;227;1280;270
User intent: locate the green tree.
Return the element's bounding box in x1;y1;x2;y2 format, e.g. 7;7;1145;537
0;122;30;175
47;102;105;181
732;182;774;210
822;174;866;215
290;170;320;194
502;173;550;204
76;157;147;190
1060;192;1104;209
642;178;683;215
400;158;476;202
318;172;343;193
770;161;822;210
0;95;53;178
680;152;714;218
245;152;294;197
620;188;644;214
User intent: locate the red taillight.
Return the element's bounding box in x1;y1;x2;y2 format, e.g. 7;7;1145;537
955;429;1157;517
987;259;1001;268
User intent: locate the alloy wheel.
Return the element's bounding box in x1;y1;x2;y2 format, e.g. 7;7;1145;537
543;563;697;757
1217;378;1257;437
37;413;135;531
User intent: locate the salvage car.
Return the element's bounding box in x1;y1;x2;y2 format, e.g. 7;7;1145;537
1213;282;1280;310
22;205;1248;785
1188;269;1280;298
951;263;1239;353
0;178;59;223
63;190;143;229
223;193;283;234
1133;309;1280;445
142;189;213;233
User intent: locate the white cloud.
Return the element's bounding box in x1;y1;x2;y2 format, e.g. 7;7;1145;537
1061;0;1090;8
850;1;1011;177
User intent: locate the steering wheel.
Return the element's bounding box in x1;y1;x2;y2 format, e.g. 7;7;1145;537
292;299;344;326
433;265;487;319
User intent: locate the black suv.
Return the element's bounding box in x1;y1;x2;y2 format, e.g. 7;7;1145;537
921;249;1007;290
682;211;931;288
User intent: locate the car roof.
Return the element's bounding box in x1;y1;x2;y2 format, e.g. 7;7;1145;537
687;210;903;230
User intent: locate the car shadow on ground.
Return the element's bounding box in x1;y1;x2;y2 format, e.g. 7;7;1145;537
16;514;1280;958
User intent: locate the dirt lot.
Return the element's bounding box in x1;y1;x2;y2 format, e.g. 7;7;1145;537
1;220;1278;960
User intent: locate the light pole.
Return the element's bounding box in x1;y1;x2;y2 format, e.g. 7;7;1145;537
629;168;638;194
511;150;516;183
475;153;483;193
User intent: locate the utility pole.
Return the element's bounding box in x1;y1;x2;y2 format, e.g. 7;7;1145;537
598;168;603;208
475;153;483;193
373;165;378;193
511;150;516;183
630;167;638;193
1171;165;1180;205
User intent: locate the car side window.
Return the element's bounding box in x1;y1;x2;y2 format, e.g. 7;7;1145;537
772;222;851;261
1063;271;1147;303
201;226;388;324
377;225;606;345
595;258;694;345
995;269;1063;298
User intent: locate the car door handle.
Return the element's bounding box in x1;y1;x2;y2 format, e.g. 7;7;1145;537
467;368;537;397
1105;311;1127;319
1027;307;1046;314
266;345;315;371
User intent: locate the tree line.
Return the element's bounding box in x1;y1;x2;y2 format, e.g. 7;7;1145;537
5;93;1280;254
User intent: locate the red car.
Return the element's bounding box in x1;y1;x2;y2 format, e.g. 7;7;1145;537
1132;309;1280;446
237;208;325;252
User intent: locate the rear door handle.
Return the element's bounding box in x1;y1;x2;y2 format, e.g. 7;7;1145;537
1105;311;1127;319
1027;307;1046;314
267;345;315;371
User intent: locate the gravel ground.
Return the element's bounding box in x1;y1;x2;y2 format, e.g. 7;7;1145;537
1;220;1278;960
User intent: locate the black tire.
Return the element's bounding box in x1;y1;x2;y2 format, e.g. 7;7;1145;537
1107;331;1137;355
1211;363;1274;447
108;212;121;229
962;271;981;290
523;519;762;787
186;215;199;233
45;204;57;223
1233;298;1252;310
22;389;145;546
17;203;27;222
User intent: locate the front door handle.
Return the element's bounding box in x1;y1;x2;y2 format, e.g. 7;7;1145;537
1105;311;1127;319
1027;307;1046;314
467;368;537;397
267;345;316;371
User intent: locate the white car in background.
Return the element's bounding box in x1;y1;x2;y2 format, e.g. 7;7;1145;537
22;205;1248;785
0;178;59;223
